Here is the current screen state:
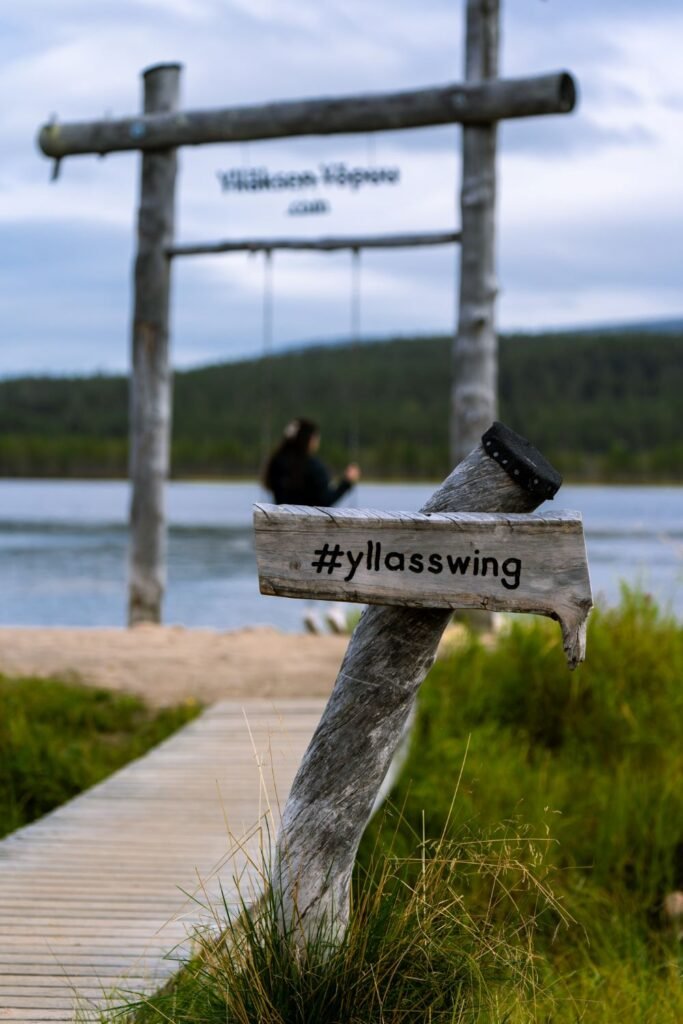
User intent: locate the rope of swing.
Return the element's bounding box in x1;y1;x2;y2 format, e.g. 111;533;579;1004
261;248;274;467
350;246;361;465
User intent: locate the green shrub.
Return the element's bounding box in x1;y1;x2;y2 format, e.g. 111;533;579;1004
359;590;683;1016
0;676;201;838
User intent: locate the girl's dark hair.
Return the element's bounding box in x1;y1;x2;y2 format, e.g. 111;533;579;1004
263;418;319;492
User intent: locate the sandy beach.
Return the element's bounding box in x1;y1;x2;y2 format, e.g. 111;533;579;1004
0;625;349;707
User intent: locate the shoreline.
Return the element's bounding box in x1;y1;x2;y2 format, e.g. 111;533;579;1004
0;476;681;487
0;624;349;707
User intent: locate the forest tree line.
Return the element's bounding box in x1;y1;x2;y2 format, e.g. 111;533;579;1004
0;330;681;482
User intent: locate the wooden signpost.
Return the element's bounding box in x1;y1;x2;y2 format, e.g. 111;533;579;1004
255;506;591;668
254;422;592;947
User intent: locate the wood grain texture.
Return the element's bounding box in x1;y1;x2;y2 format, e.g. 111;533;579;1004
452;0;500;463
0;700;324;1022
272;438;570;946
128;65;179;625
37;72;576;158
254;505;592;666
167;230;461;258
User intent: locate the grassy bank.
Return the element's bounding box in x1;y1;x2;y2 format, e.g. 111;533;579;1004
360;589;683;1019
121;592;683;1022
0;676;201;839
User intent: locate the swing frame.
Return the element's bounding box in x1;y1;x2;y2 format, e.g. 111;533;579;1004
36;4;577;623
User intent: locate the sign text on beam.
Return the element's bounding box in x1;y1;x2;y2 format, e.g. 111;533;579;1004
253;505;593;668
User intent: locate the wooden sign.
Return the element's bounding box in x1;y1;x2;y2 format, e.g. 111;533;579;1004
254;504;593;667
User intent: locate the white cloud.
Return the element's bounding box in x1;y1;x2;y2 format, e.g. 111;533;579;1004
501;284;683;332
0;0;681;375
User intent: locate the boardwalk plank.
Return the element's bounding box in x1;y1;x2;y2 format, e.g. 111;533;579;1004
0;699;323;1023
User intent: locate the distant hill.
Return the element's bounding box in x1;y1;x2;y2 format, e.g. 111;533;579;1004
0;329;681;482
534;317;683;336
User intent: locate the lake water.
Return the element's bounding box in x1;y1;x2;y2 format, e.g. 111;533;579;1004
0;480;680;630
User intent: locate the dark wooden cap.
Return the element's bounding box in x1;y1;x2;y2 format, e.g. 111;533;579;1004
143;63;183;78
482;422;562;499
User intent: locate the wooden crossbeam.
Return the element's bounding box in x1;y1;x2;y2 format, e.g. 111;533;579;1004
38;71;576;159
167;230;461;258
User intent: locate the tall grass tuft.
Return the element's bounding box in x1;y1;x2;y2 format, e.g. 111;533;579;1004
117;815;562;1024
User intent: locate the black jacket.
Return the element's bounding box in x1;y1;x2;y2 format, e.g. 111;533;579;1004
267;452;352;506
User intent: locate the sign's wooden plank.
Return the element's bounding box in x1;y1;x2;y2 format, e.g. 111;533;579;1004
254;504;592;667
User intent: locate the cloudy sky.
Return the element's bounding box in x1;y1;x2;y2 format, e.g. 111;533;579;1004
1;0;681;375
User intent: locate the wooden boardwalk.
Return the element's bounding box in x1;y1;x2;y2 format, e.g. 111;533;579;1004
0;699;324;1022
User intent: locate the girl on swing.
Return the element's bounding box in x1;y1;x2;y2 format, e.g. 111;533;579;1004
264;417;360;508
263;418;361;634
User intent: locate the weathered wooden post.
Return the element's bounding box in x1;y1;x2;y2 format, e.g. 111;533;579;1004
254;423;592;945
128;63;181;624
452;0;500;463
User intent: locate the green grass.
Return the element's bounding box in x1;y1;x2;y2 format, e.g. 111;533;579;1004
116;822;560;1023
359;589;683;1020
109;592;683;1022
0;675;201;839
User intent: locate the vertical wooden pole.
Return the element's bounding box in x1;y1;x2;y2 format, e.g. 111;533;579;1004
451;0;500;462
128;63;181;625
